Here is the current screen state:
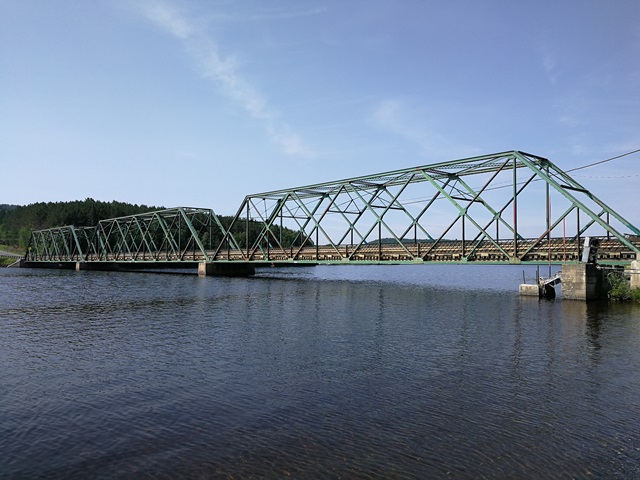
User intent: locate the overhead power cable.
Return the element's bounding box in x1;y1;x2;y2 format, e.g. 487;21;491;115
288;148;640;212
566;148;640;173
393;148;640;207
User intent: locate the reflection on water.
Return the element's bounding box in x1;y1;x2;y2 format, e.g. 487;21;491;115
1;266;640;478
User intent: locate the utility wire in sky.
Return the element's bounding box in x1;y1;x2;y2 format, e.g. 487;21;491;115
567;148;640;173
308;148;640;210
397;148;640;206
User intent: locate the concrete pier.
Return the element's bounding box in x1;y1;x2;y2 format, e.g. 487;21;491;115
519;284;540;296
561;263;609;301
198;262;255;277
75;262;119;272
631;260;640;290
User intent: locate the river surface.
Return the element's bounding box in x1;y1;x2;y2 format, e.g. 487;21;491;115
1;265;639;479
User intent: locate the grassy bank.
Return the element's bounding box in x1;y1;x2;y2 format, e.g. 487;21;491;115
0;244;24;267
0;244;24;255
0;257;19;267
608;270;640;303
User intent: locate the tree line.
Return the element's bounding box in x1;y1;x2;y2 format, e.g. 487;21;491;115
0;199;161;248
0;199;310;250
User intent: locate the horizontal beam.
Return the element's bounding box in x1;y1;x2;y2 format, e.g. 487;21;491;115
247;150;530;199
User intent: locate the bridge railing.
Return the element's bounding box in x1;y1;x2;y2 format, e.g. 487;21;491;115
204;236;638;264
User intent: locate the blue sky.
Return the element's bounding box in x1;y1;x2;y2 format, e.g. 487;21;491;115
1;0;639;223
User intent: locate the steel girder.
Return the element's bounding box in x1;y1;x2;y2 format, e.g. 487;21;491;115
26;207;234;263
90;207;234;262
26;225;95;262
221;150;640;263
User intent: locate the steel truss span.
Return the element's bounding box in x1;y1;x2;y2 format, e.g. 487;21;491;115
26;208;236;264
26;151;640;266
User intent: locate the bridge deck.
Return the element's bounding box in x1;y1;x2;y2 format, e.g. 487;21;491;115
24;236;639;265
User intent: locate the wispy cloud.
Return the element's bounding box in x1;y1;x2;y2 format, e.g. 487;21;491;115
142;1;194;39
536;41;559;87
134;0;314;157
370;98;479;159
231;7;327;22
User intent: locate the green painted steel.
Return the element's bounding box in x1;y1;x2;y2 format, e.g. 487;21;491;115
221;150;639;264
26;208;230;263
25;151;640;266
27;225;95;262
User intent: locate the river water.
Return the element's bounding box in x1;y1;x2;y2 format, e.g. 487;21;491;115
1;265;639;478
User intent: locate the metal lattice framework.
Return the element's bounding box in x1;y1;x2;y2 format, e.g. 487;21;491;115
25;151;640;266
27;226;95;262
221;150;640;264
26;207;237;263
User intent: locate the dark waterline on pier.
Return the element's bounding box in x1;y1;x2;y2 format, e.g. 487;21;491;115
1;265;639;478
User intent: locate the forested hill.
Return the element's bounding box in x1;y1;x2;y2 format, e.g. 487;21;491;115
0;199;311;250
0;199;162;247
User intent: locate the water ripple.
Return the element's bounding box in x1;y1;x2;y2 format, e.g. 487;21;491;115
1;267;640;478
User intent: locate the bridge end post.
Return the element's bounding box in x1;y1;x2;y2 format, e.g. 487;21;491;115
198;262;255;277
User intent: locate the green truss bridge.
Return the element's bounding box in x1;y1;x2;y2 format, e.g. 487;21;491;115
24;151;640;275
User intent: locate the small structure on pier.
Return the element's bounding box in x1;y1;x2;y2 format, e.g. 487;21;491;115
519;270;562;299
520;236;631;301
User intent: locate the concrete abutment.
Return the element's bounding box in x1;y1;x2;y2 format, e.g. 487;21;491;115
561;263;610;301
631;260;640;290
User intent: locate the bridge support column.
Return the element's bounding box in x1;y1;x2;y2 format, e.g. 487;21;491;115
198;262;255;277
630;260;640;290
561;263;609;301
